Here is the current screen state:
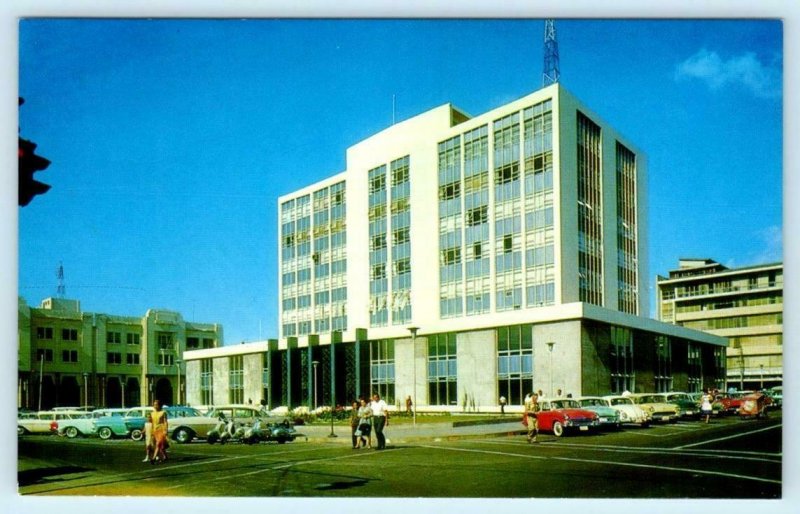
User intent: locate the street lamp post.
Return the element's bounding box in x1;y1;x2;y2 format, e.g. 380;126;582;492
175;359;182;406
83;372;89;409
312;360;319;410
546;342;555;397
760;364;764;390
408;327;419;427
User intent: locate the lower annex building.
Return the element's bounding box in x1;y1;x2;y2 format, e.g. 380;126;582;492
183;84;728;411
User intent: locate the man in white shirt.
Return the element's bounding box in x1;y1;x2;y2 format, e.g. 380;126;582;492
370;393;389;450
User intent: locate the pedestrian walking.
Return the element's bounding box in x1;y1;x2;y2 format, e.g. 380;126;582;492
525;392;540;443
356;397;373;449
150;399;169;463
349;401;360;448
405;395;413;416
701;389;713;424
141;411;153;463
370;393;389;450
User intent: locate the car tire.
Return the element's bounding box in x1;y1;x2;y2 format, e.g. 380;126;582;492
174;428;194;444
552;421;564;437
130;429;143;441
65;426;79;439
98;427;113;440
17;426;27;436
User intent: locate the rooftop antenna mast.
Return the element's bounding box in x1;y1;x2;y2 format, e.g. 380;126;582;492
56;261;66;298
543;19;560;87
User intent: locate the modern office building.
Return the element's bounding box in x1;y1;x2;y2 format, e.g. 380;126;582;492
18;296;222;410
656;258;783;390
185;83;727;411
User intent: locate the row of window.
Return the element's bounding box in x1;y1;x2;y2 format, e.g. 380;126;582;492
36;327;78;341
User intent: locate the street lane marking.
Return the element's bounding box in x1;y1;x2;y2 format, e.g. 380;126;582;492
674;423;782;449
469;439;781;464
418;444;781;486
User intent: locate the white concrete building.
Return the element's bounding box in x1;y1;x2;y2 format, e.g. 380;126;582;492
185;84;726;411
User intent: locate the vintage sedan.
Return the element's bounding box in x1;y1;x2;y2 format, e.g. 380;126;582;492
658;392;700;419
124;406;219;443
205;405;268;427
718;390;753;414
536;398;600;437
602;395;651;426
628;394;680;423
94;408;139;440
57;408;120;438
574;397;621;429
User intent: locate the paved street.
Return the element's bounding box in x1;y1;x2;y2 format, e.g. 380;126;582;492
18;412;782;498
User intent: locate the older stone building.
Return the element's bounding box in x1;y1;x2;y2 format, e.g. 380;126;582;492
18;296;222;410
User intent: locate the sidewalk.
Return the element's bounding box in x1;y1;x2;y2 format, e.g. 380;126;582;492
296;417;526;444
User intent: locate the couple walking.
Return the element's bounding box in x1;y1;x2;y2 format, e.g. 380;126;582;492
351;393;389;450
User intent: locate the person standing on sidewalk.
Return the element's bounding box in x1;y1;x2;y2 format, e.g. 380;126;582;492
370;393;389;450
525;392;540;443
349;401;361;448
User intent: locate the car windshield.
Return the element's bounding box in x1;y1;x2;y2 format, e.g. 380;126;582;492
579;398;603;407
551;400;580;409
610;398;633;406
636;395;662;403
667;393;691;401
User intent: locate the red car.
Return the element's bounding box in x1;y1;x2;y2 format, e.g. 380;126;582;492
536;398;600;437
718;391;752;414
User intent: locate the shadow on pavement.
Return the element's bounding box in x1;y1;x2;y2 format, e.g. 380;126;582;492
18;465;93;486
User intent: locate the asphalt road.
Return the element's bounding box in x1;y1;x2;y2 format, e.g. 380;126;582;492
17;411;782;498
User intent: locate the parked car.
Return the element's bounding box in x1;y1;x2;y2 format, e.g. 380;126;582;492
18;410;86;436
601;395;651;427
123;406;220;443
94;408;139;440
764;386;782;408
739;392;768;419
628;394;680;423
536;398;599;437
574;397;621;429
205;405;269;428
57;409;117;438
657;392;700;419
718;391;752;414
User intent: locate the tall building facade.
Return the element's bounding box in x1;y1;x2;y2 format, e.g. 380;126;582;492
185;84;726;411
278;84;649;341
18;296;222;410
656;259;783;389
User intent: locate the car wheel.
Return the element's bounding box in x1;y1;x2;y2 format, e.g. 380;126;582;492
17;426;27;436
552;421;564;437
65;426;79;439
98;427;113;440
130;429;143;441
277;438;287;444
174;428;194;444
207;433;218;444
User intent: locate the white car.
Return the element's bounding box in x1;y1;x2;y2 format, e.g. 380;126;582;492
602;395;651;426
18;410;87;436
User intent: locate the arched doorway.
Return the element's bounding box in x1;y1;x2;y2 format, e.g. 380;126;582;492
154;378;173;406
38;376;56;411
106;377;122;408
126;377;141;407
60;376;80;407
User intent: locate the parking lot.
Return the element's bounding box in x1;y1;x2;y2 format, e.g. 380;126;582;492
18;410;782;498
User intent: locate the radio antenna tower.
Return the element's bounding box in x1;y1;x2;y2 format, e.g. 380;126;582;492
543;19;560;87
56;261;66;298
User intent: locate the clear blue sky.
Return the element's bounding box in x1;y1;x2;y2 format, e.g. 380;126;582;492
18;19;783;345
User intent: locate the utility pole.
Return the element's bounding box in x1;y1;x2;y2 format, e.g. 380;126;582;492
543;19;561;87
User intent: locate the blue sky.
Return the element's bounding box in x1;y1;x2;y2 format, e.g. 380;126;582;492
17;19;783;344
